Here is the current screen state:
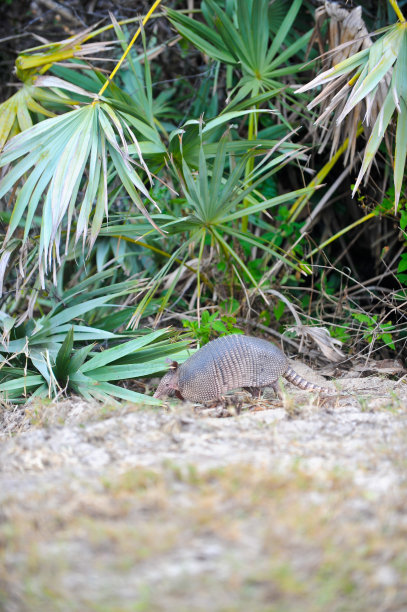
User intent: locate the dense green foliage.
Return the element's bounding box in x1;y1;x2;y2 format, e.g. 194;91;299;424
0;0;406;403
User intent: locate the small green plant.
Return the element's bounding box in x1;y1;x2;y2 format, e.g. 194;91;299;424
328;325;351;345
352;313;396;351
182;311;243;346
375;186;407;226
273;300;285;322
397;253;407;286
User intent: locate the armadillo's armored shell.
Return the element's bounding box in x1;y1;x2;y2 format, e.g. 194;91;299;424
178;334;288;402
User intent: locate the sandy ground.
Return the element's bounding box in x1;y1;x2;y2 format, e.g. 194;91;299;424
1;366;407;612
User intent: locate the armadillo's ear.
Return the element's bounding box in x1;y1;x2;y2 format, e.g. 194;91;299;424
165;359;179;370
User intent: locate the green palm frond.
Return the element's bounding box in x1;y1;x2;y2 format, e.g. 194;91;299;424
120;131;313;327
0;101;163;289
0;283;190;404
167;0;312;105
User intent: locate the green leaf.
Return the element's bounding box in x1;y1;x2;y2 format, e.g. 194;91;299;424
69;344;95;374
381;333;395;350
36;294;123;332
397;254;407;273
266;0;302;64
394;99;407;211
91;381;161;405
221;186;316;223
84;350;191;381
274;300;285;321
54;327;74;381
81;329;168;373
211;321;228;333
353;90;396;194
205;0;249;66
166;7;235;64
0;374;44;392
352;313;375;325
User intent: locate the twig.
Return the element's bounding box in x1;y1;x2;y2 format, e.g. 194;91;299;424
236;318;300;351
36;0;85;26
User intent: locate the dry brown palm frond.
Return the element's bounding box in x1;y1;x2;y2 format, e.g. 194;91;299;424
305;2;390;167
286;324;346;362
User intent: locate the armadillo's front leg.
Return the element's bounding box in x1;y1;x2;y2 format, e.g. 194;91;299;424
248;382;282;401
244;386;262;399
245;386;274;412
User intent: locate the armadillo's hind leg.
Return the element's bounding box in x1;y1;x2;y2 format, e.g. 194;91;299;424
269;380;284;399
269;381;278;394
244;386;266;412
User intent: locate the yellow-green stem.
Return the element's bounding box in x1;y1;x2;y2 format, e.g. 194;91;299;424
306;212;376;258
111;234;213;289
94;0;163;102
389;0;405;22
288;126;363;223
241;109;258;233
196;230;206;325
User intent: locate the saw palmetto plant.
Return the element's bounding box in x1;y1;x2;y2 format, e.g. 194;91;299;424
167;0;315;231
167;0;313;108
0;101;165;287
99;128;314;328
0;1;171;294
0;268;190;403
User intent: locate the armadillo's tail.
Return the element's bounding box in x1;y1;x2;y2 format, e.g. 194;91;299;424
284;366;326;393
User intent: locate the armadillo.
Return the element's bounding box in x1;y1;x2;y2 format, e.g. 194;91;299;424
153;334;326;402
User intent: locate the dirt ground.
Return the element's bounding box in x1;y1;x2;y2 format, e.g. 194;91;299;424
1;366;407;612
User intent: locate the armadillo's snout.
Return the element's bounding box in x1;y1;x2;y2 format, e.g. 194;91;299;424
154;371;177;399
154;386;175;399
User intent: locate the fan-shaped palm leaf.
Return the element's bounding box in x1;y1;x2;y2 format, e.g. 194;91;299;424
167;0;312;105
119;133;314;328
0;101;162;289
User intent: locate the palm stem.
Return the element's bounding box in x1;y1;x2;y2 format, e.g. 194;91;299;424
95;0;163;101
388;0;405;22
306;212;376;258
196;230;206;325
241;109;258;233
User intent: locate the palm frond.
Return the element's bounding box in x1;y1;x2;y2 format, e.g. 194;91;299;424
0;101;163;289
167;0;312;106
0;287;190;404
296;4;407;210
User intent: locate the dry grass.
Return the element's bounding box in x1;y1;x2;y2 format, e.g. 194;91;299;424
1;375;407;611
